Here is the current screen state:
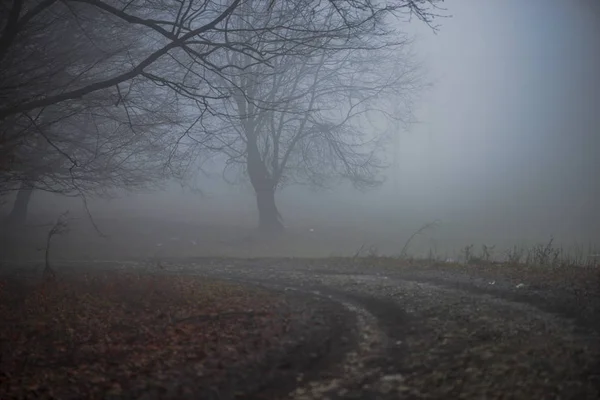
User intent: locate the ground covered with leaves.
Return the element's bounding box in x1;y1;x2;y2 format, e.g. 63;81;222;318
0;269;353;400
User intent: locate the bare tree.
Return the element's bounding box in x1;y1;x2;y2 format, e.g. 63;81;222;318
0;0;231;222
193;1;427;232
1;86;193;224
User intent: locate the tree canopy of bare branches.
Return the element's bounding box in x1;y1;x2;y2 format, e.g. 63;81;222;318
0;0;442;225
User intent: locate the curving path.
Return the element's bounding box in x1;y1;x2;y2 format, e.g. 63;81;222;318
159;258;600;400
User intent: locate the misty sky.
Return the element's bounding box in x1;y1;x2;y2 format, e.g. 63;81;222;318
378;0;600;241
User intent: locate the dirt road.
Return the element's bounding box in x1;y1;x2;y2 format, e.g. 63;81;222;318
156;258;600;400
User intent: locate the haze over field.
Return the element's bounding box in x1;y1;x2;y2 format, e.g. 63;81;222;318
2;0;599;259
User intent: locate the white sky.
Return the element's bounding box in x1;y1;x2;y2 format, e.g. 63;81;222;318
377;0;600;239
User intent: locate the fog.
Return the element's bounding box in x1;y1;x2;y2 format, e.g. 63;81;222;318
5;0;600;259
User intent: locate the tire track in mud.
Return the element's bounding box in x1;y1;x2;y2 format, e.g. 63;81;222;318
174;262;600;399
216;274;418;400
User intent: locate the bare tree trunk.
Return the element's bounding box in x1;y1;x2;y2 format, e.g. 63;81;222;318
5;181;34;225
246;137;284;234
255;187;283;233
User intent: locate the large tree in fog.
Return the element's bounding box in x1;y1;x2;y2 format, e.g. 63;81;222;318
196;1;424;232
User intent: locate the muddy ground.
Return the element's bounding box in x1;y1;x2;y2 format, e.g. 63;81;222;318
3;257;598;399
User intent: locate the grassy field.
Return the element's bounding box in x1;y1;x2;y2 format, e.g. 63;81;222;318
1;211;599;268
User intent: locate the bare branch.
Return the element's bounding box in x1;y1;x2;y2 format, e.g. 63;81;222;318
0;0;242;119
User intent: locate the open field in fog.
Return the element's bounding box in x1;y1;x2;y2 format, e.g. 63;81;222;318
2;209;599;267
2;182;599;265
0;215;407;261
